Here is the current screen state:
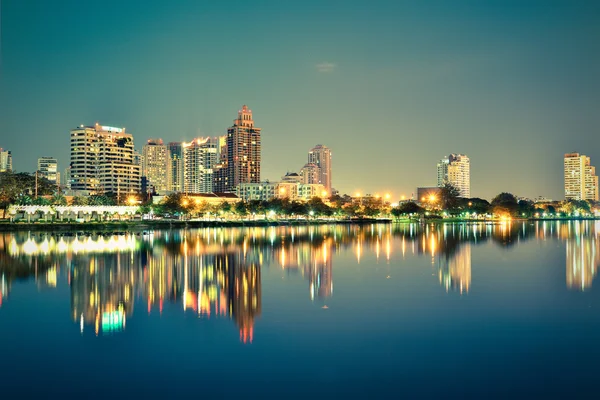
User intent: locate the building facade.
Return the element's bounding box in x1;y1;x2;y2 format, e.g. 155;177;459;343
142;139;171;194
168;142;184;193
37;157;58;185
183;137;218;194
0;148;12;172
308;145;332;192
564;153;599;201
214;105;261;193
300;163;320;185
69;123;141;195
437;154;470;198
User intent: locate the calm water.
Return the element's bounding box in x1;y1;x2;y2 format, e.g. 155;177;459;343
1;221;599;398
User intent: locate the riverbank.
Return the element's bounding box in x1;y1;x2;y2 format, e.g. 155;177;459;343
0;218;393;232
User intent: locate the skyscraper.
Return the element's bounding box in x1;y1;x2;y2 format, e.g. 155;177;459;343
142;139;171;194
437;154;470;198
214;105;261;193
168;142;184;193
183;137;218;193
308;144;332;193
564;153;599;201
37;157;58;184
0;148;12;172
70;123;141;196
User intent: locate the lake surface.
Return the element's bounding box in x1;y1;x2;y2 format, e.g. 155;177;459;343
1;221;599;398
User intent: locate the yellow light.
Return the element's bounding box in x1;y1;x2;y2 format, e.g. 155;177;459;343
401;195;406;200
385;193;390;200
127;196;136;205
421;197;425;201
321;191;328;197
355;192;361;197
182;200;189;206
429;195;436;202
279;188;286;194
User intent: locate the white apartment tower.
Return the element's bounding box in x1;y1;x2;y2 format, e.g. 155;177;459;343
308;144;332;193
564;153;599;201
0;148;12;172
37;157;58;184
183;137;219;193
437;154;470;198
142;139;171;193
69;123;141;195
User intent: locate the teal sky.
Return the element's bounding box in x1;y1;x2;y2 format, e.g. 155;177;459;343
1;0;599;200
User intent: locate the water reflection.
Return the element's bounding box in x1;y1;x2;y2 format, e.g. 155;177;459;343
1;221;599;340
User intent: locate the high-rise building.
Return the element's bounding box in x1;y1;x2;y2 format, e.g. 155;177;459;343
564;153;599;201
63;166;72;190
0;148;12;172
183;137;218;194
168;142;184;193
69;123;141;195
437;154;470;198
214;105;261;193
142;139;171;194
308;144;332;193
300;163;320;185
37;157;58;184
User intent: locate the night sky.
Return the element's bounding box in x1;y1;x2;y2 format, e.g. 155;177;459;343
1;0;599;200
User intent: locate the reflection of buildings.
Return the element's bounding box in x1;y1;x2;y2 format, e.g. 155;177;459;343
439;243;471;294
0;273;8;307
566;234;600;291
70;251;140;335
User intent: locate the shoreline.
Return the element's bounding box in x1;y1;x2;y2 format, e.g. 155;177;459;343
0;218;392;232
0;217;598;232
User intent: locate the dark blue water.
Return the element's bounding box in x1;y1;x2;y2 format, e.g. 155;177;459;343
1;221;599;398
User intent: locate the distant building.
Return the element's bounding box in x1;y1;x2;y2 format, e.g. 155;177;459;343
69;123;141;195
213;105;261;193
142;139;171;194
0;148;12;172
168;142;184;193
37;157;58;184
564;153;599;201
437;154;470;198
183;137;218;194
236;182;278;201
300;163;320;185
63;166;72;190
308;145;332;192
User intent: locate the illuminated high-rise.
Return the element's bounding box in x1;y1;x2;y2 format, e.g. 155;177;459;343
300;163;320;185
564;153;599;201
69;123;141;195
437;154;470;198
0;148;12;172
142;139;171;194
183;137;218;193
168;142;184;193
37;157;58;185
214;105;261;193
308;144;332;193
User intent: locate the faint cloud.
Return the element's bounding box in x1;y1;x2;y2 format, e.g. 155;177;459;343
316;62;336;73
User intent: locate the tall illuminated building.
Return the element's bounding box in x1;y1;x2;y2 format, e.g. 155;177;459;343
168;142;184;192
564;153;599;201
0;148;12;172
37;156;58;185
437;154;470;198
308;144;332;192
213;105;261;193
300;163;320;185
142;139;171;194
183;137;218;193
70;123;141;195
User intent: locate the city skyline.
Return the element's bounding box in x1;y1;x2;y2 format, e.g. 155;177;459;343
1;1;599;200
